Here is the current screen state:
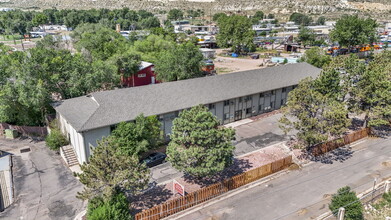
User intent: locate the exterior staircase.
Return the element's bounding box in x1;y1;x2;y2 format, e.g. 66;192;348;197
60;145;79;167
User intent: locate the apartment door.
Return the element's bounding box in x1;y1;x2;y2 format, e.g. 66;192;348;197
234;110;242;121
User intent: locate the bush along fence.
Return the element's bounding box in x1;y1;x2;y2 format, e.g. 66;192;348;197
308;128;371;157
135;155;293;220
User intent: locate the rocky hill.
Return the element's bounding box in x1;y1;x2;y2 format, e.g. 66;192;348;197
1;0;390;19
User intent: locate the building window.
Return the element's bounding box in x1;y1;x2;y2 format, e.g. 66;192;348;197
246;108;252;114
224;113;230;120
238;97;242;103
264;92;271;97
271;90;276;95
282;88;287;93
208;103;215;110
245;96;252;101
260;93;264;98
224;100;230;106
110;124;117;133
138;73;146;78
271;101;275;109
259;104;264;112
281;99;285;105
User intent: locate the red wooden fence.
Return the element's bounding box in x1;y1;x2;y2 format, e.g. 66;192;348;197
135;155;293;220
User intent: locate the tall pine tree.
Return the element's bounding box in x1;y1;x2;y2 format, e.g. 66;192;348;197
166;105;235;177
76;137;150;200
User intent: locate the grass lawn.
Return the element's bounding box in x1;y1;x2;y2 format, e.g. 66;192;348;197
0;34;22;42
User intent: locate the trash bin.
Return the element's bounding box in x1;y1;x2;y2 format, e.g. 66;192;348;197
5;129;18;139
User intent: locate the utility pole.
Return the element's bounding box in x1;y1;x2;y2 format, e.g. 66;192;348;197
20;38;25;51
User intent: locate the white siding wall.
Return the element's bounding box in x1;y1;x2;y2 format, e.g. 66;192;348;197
83;127;111;161
58;114;85;164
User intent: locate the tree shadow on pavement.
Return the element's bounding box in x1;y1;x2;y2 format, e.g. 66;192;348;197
306;146;354;164
239;132;287;149
371;125;391;138
129;185;173;215
348;118;364;131
183;158;252;187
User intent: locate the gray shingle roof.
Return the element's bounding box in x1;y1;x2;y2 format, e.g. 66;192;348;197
55;63;321;132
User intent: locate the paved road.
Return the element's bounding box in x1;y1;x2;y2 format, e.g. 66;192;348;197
151;113;292;185
0;139;86;220
173;137;391;220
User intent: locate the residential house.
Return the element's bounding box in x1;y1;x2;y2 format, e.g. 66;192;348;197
121;61;158;87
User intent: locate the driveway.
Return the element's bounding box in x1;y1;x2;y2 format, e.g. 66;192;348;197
151;113;291;185
0;138;86;220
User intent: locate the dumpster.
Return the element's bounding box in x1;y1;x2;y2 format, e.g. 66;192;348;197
5;129;18;139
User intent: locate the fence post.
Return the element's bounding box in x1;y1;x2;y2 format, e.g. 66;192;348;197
386;180;390;193
337;207;345;220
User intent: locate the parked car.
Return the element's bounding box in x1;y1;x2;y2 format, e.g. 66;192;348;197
141;152;166;167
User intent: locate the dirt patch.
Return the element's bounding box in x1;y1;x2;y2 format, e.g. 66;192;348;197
288;163;300;171
297;208;308;216
381;161;391;167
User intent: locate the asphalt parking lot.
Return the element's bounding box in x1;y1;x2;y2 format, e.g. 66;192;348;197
0;138;86;220
233;113;295;156
151;113;294;185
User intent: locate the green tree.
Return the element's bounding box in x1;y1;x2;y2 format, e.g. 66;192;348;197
298;27;316;48
329;186;363;220
111;114;162;157
45;128;69;151
289;13;312;26
32;13;48;27
167;9;184;21
166;105;235;177
36;35;62;50
155;41;203;82
314;66;342;100
279;78;351;147
317;16;326;25
139;17;161;29
353;51;391;127
108;50;141;78
71;23;128;60
330;15;377;47
87;192;132;220
216;15;256;54
132;34;175;63
300;47;331;68
252;11;264;24
76;137;150;200
212;13;227;22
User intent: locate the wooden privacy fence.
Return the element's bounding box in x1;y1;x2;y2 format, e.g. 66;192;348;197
308;128;370;157
135;155;292;220
0;123;48;137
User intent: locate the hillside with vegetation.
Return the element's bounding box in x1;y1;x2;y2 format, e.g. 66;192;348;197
1;0;390;19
